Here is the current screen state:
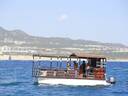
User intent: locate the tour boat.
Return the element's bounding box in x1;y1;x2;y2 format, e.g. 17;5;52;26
32;53;115;86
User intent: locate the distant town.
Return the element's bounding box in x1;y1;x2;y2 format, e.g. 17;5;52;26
0;27;128;60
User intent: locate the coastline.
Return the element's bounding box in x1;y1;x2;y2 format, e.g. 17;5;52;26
107;59;128;62
0;54;33;60
0;54;128;62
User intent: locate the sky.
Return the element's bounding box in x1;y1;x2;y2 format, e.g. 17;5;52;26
0;0;128;45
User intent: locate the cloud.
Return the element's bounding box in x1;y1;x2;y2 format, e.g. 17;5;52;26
58;14;68;22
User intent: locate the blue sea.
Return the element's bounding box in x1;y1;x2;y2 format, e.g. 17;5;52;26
0;61;128;96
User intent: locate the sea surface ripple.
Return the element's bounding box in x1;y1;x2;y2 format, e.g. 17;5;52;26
0;61;128;96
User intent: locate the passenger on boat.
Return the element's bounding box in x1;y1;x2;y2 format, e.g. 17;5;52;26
73;61;78;70
86;63;90;76
79;61;86;78
73;61;78;78
66;61;70;70
82;61;86;77
79;64;83;78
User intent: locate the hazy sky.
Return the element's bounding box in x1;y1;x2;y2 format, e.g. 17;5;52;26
0;0;128;45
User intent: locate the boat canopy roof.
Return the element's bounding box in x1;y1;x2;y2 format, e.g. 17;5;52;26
70;53;106;59
33;53;106;59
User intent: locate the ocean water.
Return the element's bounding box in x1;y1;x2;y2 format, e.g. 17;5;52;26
0;61;128;96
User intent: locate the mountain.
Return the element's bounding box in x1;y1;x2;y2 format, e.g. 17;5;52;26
0;26;127;49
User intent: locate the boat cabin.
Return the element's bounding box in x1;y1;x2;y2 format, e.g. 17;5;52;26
32;53;106;80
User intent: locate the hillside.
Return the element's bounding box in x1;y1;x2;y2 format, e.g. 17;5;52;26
0;27;127;48
0;27;128;59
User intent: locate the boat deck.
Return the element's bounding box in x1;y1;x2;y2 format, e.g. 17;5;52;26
33;68;105;80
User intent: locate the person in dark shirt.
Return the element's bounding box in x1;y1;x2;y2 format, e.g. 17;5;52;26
82;61;86;77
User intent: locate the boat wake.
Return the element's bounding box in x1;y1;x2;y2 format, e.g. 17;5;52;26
38;83;109;88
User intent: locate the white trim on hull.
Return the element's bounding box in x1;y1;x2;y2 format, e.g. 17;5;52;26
37;78;110;86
